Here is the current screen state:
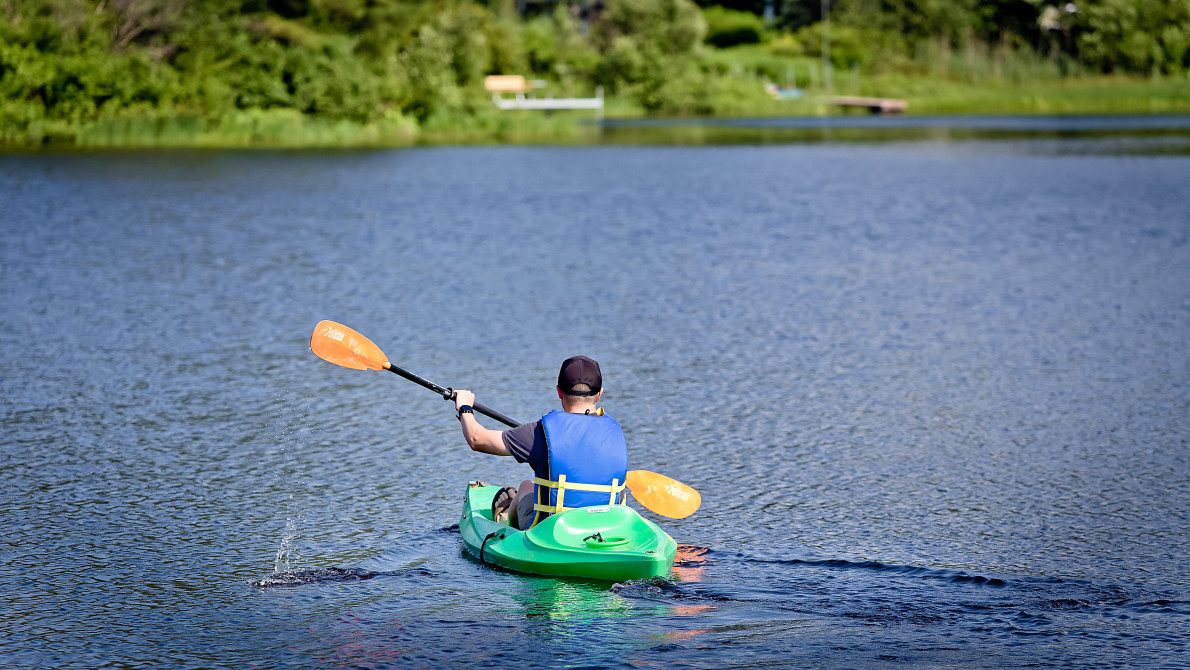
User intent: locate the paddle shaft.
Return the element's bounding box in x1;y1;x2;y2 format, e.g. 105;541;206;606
385;362;521;428
309;320;698;518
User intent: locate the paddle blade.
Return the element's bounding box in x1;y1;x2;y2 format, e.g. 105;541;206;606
625;470;701;519
310;321;389;371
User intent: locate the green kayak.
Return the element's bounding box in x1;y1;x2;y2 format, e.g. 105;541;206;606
459;482;677;581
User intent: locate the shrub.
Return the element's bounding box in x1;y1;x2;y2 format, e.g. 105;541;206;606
703;5;764;48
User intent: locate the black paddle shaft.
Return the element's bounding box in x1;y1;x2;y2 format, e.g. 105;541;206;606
385;363;521;428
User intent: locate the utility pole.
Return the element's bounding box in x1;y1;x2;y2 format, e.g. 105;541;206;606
822;0;832;90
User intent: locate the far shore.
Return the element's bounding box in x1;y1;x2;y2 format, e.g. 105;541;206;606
8;76;1189;150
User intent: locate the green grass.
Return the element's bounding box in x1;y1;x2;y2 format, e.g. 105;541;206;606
880;75;1190;115
698;44;1190;118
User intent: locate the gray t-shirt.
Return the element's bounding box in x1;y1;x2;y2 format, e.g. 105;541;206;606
501;420;548;479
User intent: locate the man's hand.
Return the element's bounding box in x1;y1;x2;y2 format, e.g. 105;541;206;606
454;389;475;413
452;388;511;456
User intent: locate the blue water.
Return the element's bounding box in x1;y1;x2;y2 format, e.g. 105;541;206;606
601;113;1190;151
2;124;1189;667
606;112;1190;130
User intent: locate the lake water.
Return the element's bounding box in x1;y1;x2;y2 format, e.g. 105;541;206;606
2;117;1189;668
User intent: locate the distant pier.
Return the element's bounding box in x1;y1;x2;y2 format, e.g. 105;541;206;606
830;96;908;114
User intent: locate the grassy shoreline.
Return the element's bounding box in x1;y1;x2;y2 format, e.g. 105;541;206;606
10;76;1190;150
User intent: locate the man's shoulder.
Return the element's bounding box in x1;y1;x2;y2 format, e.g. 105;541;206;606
502;419;544;461
507;419;542;435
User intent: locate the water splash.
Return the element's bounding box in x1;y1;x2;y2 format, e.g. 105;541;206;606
250;566;376;588
273;510;305;574
266;387;314;577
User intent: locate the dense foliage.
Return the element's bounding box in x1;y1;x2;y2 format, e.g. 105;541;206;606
1;0;1187;145
775;0;1190;75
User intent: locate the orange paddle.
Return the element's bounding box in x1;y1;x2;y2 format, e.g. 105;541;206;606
309;320;700;519
311;320;519;426
310;320;389;370
625;470;702;519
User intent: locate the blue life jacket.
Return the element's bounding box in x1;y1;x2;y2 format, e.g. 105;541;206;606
528;410;628;528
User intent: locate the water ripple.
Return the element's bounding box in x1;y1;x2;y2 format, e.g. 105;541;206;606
2;141;1188;667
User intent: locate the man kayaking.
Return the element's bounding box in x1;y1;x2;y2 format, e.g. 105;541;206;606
452;355;629;530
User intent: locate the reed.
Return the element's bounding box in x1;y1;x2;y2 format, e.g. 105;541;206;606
61;106;613;149
72;109;421;149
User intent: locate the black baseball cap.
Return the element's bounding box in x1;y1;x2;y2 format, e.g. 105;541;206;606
558;355;602;396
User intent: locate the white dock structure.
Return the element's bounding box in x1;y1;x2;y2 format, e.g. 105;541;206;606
484;75;604;120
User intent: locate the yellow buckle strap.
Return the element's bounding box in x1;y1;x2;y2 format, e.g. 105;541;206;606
532;475;626;514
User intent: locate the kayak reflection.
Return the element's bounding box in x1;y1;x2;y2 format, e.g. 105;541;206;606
517;578;633;622
672;545;709;583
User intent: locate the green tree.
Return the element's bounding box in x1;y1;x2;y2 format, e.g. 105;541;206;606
399;3;493;121
1076;0;1190;73
590;0;708;110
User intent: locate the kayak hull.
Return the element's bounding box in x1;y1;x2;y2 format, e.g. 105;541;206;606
459;482;677;581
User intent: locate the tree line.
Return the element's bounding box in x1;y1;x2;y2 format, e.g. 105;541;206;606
709;0;1189;75
1;0;1187;145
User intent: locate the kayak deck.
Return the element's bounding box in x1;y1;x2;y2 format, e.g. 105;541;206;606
459;482;677;581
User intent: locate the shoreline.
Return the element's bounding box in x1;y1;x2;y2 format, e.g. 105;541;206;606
6;80;1190;151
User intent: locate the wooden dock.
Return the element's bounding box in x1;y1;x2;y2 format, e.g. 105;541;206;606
485;75;604;119
829;96;908;115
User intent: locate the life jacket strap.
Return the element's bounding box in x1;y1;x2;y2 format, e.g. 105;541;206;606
531;474;627;514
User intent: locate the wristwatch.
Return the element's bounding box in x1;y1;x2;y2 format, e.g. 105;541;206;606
456;405;474;421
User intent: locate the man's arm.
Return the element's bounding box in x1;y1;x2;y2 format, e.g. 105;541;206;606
454;389;511;456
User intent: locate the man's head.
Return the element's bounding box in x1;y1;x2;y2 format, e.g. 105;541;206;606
557;355;602;408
